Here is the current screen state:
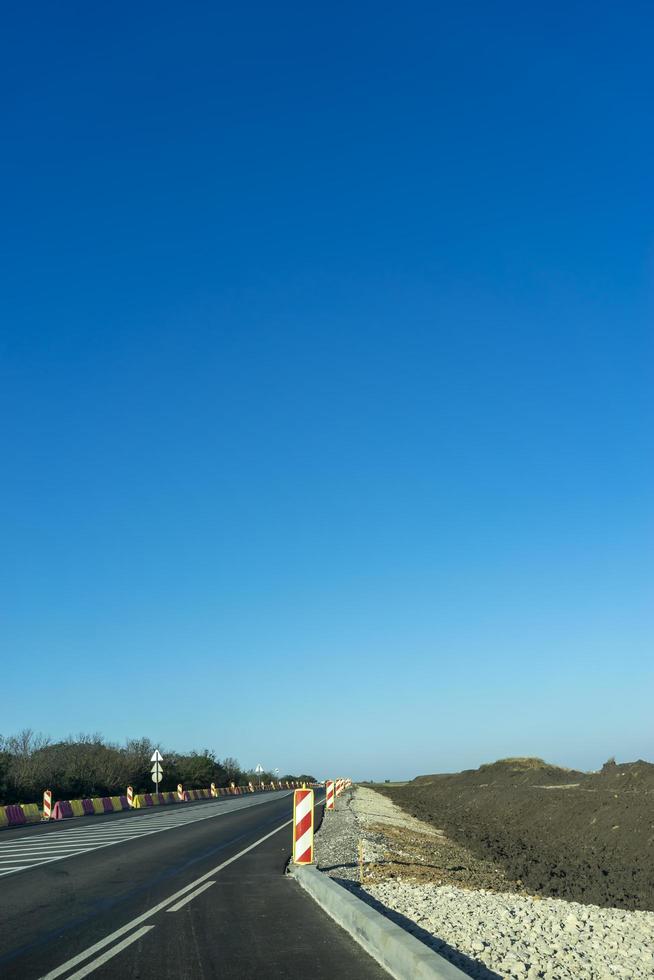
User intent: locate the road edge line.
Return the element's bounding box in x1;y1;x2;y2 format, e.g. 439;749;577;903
288;865;469;980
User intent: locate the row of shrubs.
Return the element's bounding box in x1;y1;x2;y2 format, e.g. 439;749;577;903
0;730;316;805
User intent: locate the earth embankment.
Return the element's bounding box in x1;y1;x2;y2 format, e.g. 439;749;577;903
376;757;654;911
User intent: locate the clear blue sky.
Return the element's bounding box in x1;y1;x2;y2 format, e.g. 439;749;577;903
1;3;652;780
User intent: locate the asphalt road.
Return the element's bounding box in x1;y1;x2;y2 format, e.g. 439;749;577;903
0;791;388;979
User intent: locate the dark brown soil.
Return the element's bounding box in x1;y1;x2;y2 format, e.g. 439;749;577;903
375;757;654;911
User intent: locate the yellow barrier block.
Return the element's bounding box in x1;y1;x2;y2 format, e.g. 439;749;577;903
150;794;160;805
133;795;146;808
92;799;104;815
21;804;41;824
110;796;124;811
70;799;85;817
0;807;8;828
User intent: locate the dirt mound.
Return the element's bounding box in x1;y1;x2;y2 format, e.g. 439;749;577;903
413;757;583;787
380;757;654;911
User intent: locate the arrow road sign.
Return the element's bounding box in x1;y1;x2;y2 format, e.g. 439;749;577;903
151;757;163;789
255;763;263;774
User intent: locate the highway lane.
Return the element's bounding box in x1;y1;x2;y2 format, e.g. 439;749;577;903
0;792;388;979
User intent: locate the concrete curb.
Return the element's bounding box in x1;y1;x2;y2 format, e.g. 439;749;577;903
288;865;469;979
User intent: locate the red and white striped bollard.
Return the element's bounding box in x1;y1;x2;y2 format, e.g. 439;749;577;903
43;789;52;821
292;787;314;864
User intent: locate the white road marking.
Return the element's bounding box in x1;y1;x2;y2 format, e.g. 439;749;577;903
64;926;155;980
166;880;216;911
38;792;323;980
40;815;295;980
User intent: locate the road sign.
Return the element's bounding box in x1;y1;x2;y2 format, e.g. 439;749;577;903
255;763;263;774
151;752;164;791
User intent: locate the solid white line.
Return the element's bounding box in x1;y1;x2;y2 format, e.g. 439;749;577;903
0;847;97;858
64;926;155;979
165;880;216;912
40;817;294;980
0;845;102;852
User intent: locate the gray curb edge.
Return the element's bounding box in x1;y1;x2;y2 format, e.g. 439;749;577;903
288;865;469;980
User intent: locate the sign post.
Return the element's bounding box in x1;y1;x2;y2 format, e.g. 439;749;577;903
151;750;164;794
255;763;264;790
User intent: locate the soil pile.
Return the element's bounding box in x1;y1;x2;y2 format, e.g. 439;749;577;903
378;757;654;911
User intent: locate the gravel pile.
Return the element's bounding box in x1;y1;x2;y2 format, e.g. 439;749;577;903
314;787;654;980
367;880;654;980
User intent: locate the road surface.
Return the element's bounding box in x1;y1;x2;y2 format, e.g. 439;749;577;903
0;791;388;978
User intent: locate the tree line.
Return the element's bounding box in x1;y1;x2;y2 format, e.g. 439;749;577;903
0;730;316;805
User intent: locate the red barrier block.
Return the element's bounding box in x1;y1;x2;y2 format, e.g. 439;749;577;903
53;801;74;820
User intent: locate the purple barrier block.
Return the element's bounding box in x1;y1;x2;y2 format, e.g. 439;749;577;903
118;795;129;810
144;794;153;806
53;801;73;820
156;793;165;804
81;799;95;816
5;805;26;826
101;798;113;813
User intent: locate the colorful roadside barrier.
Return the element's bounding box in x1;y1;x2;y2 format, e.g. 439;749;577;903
1;778;289;831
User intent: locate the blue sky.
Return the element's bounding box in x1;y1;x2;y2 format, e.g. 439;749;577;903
1;3;652;780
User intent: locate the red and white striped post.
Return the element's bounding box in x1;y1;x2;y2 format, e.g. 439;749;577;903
42;789;53;821
210;782;217;797
292;787;314;864
177;783;184;801
248;781;255;793
325;780;335;811
126;785;134;808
